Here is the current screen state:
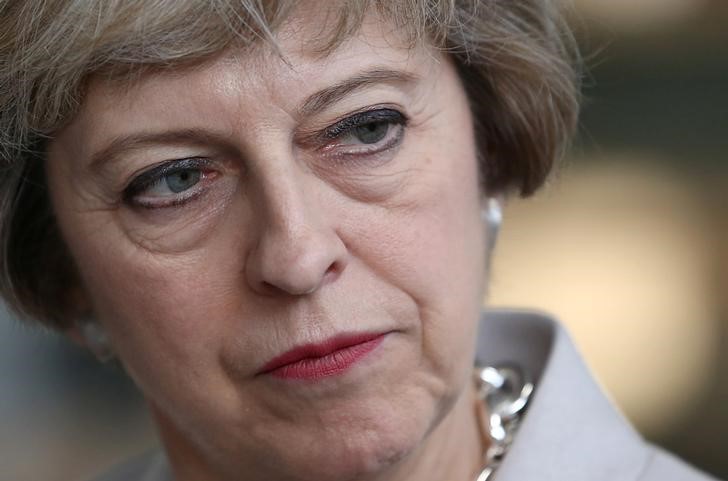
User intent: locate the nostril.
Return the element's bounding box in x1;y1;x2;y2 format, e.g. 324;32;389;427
322;260;342;285
325;261;338;276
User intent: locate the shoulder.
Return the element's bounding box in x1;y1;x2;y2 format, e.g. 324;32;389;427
85;450;171;481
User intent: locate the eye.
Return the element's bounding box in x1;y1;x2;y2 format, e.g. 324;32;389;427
123;158;216;209
320;108;408;156
158;169;201;194
345;120;391;145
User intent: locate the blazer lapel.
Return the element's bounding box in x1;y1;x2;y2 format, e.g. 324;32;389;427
477;310;651;481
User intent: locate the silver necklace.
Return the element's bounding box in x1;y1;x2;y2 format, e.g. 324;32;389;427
472;364;534;481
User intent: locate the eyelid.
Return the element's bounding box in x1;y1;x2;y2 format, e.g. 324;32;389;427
123;157;213;199
296;106;408;146
323;108;407;139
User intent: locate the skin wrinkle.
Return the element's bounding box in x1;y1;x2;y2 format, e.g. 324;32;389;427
86;129;240;174
0;0;579;343
297;69;420;118
46;10;487;481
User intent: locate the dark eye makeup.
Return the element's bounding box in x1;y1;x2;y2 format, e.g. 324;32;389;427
123;157;213;206
322;108;407;141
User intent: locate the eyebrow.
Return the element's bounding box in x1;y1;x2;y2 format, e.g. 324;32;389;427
89;68;420;172
89;129;232;173
298;68;419;117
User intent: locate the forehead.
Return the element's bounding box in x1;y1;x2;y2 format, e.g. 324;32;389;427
93;5;432;99
65;10;441;153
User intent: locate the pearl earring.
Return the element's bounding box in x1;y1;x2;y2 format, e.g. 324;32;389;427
77;318;114;362
482;197;502;231
482;198;503;251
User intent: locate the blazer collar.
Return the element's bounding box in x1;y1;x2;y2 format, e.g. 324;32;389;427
477;309;651;480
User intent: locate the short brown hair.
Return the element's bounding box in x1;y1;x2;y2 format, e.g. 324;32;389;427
0;0;580;329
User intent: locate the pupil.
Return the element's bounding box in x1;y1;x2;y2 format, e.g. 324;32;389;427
354;122;388;144
165;169;201;193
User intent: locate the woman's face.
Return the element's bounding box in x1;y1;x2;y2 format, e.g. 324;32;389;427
47;11;488;481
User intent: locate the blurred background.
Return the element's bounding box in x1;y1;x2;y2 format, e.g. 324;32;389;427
1;1;726;480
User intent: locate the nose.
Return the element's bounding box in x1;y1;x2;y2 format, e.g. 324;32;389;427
245;172;348;297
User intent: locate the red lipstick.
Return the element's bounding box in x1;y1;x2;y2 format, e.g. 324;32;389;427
258;332;387;380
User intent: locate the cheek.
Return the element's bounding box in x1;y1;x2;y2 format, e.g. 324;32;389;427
345;145;486;377
54;200;238;386
381;126;486;311
72;243;249;424
46;159;243;356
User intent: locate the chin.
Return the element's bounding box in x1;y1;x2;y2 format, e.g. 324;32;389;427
263;398;436;481
287;425;421;481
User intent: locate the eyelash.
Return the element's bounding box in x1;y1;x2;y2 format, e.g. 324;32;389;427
123;157;215;209
322;108;406;140
123;107;408;209
316;108;407;161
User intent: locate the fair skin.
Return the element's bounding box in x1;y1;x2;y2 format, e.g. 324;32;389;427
47;10;491;481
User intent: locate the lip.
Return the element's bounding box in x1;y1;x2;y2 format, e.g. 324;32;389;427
257;332;388;380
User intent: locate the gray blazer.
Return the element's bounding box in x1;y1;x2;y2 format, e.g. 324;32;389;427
479;310;719;481
91;310;720;481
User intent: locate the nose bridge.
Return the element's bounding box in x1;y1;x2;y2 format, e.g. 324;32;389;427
260;164;310;235
246;159;346;296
